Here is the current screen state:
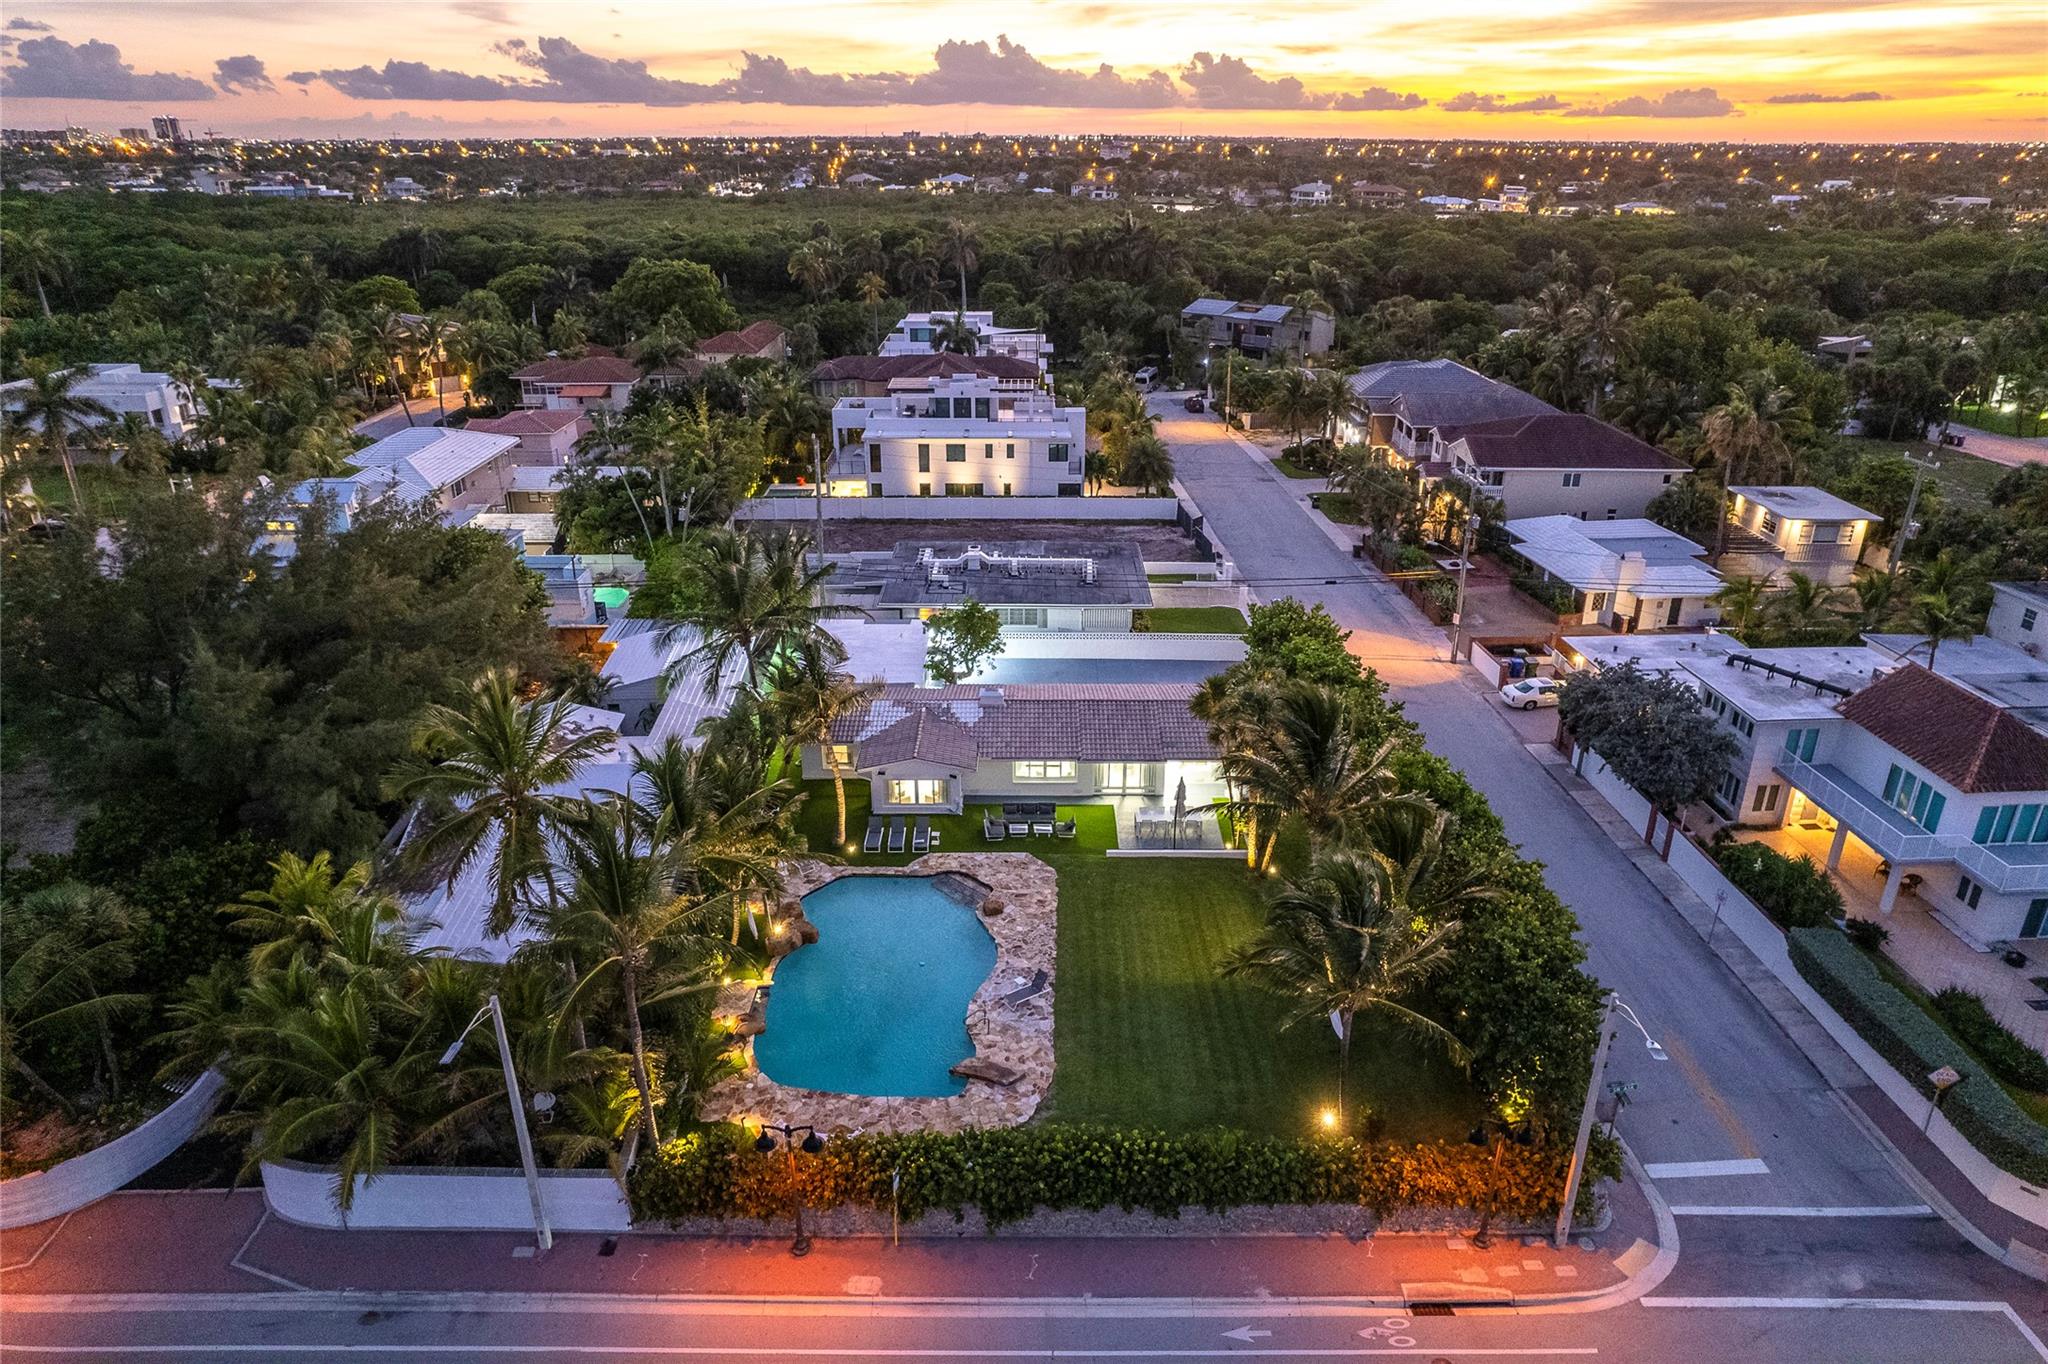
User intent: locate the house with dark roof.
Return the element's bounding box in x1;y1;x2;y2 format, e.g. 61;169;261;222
1179;298;1334;358
1341;359;1558;465
810;682;1221;815
1437;412;1686;521
463;406;588;464
695;320;789;364
511;354;642;412
1771;663;2048;941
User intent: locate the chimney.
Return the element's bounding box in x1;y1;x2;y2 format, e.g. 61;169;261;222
977;686;1004;707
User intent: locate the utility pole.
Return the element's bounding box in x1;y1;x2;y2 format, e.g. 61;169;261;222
1886;452;1938;577
1555;994;1617;1249
1448;511;1480;663
811;434;826;562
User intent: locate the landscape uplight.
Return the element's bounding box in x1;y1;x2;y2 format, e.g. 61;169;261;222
1318;1107;1339;1131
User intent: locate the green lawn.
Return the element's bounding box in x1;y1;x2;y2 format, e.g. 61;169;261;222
1271;455;1324;480
1313;492;1363;526
1134;606;1247;634
1041;857;1480;1141
19;463;143;515
1829;437;2008;509
1955;402;2048;440
792;779;1117;866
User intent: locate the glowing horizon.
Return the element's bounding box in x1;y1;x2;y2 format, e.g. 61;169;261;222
1;0;2042;143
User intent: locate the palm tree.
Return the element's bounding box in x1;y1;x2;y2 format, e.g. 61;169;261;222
1218;683;1420;867
11;361;113;509
368;310;418;428
931;312;980;356
550;797;729;1146
1904;590;1978;670
1266;366;1321;454
4;228;69;317
938;218;979;316
0;884;145;1115
763;663;879;848
892;238;944;310
747;373;830;475
659;529;848;697
1766;570;1845;644
1700;382;1796;559
1570;284;1633;416
1120;432;1176;494
1223;842;1470;1123
414;314;459;421
854;271;889;350
385;669;618;940
1846;567;1899;632
785;238;845;304
1709;575;1769;638
222;852;401;973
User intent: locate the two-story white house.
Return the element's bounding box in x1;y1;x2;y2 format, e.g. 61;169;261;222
511;354;641;412
1507;515;1725;632
0;363;202;447
1341;359;1558;466
1437;412;1686;520
827;375;1086;498
1721;486;1880;586
1775;664;2048;942
877;311;1053;374
1289;181;1334;206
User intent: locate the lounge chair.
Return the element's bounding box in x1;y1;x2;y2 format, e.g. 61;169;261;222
928;826;941;848
862;816;885;853
1000;968;1051;1006
911;817;931;853
887;817;907;853
983;814;1007;842
1054;818;1076;839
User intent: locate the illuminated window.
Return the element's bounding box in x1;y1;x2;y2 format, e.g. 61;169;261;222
885;779;946;806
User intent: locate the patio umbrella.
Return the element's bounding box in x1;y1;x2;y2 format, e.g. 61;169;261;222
1173;777;1188;850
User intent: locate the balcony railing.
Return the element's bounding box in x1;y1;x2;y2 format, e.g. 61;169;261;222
1776;756;2048;894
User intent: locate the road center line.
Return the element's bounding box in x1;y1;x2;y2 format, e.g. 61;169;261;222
1665;1205;1933;1217
1642;1158;1770;1179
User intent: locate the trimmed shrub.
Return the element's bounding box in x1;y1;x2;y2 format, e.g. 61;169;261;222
630;1125;1623;1229
1843;917;1890;950
1717;843;1844;929
1788;928;2048;1184
1931;988;2048;1093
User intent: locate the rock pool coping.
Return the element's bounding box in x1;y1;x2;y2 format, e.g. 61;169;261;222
697;853;1057;1136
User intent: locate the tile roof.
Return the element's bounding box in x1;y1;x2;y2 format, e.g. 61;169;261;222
1444;412;1685;471
464;408;586;437
833;683;1213;764
809;353;1042;384
857;709;982;768
512;355;642;384
1834;664;2048;794
1348;359;1559;430
697;320;789;355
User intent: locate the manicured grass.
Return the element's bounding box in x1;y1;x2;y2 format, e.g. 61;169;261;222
1041;857;1480;1141
1271;455;1324;480
1313;492;1363;526
20;463;142;515
1134;606;1247;634
793;779;1117;867
1146;572;1204;584
1955;402;2048;440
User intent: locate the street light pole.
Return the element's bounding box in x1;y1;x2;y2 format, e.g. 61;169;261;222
1555;995;1617;1249
755;1122;826;1256
442;995;551;1254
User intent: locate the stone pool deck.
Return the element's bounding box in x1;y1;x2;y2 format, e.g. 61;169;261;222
697;853;1057;1136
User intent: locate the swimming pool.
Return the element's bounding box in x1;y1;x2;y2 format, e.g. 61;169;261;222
593;586;631;611
754;876;997;1098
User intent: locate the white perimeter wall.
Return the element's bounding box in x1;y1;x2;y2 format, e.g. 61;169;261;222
0;1071;226;1230
261;1160;631;1232
737;496;1183;522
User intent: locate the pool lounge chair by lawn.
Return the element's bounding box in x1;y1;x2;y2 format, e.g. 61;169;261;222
1000;968;1050;1007
887;817;907;853
983;814;1007;841
863;816;885;853
911;816;931;853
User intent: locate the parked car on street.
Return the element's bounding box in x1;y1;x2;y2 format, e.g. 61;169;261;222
1183;394;1207;412
1499;677;1562;710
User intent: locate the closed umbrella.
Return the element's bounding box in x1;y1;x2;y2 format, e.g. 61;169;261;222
1173;777;1188;849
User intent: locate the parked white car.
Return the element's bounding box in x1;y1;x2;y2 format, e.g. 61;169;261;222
1499;677;1562;710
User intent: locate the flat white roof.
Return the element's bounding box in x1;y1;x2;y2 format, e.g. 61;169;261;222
1681;646;1897;721
353;427;517;492
1728;485;1878;522
1509;516;1723;595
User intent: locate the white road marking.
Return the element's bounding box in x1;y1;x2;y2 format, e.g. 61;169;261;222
1641;1298;2046;1363
1641;1158;1770;1179
1666;1204;1933;1217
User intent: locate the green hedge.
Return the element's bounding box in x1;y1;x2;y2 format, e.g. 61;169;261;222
1788;928;2048;1184
1717;843;1844;929
630;1124;1622;1229
1932;988;2048;1093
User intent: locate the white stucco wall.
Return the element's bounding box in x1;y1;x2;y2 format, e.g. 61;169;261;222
0;1071;226;1230
261;1160;631;1232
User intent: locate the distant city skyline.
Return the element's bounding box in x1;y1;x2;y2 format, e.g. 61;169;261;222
0;0;2043;142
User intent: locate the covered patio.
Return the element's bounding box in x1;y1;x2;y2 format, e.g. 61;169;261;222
1743;815;2048;1055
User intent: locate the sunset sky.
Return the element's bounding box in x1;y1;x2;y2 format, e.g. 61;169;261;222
2;0;2043;142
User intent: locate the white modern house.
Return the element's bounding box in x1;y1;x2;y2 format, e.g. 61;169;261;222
877;312;1053;374
827;374;1086;498
0;363;201;445
1507;515;1724;631
1437;412;1686;520
1721;486;1881;586
1289;181;1334;206
833;541;1152;631
812;682;1222;816
511;355;641;411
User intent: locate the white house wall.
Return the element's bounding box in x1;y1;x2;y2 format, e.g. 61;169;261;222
1491;467;1678;521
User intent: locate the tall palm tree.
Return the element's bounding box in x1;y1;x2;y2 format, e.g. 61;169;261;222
1710;575;1769;637
1266;366;1322;453
1218;683;1421;867
0;884;145;1114
11;361;113;509
1570;284;1633;417
550;797;729;1146
1223;842;1471;1123
747;373;830;475
4;227;69;317
854;271;889;350
414;314;459;422
659;530;848;697
385;670;618;939
1766;570;1845;644
939;218;979;316
1700;382;1796;559
222;852;401;974
763;663;880;848
931;312;980;356
1904;590;1978;671
785;238;845;304
368;310;419;428
1846;567;1899;632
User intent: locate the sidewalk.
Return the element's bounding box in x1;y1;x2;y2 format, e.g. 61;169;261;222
1525;741;2048;1280
0;1179;1658;1307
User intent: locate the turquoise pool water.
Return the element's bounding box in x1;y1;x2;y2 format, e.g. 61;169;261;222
593;586;631;610
754;876;997;1098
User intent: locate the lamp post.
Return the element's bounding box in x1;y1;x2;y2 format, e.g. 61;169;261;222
755;1122;826;1256
1555;994;1666;1248
440;994;551;1254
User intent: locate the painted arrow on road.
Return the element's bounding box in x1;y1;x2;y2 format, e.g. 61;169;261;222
1222;1325;1275;1342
